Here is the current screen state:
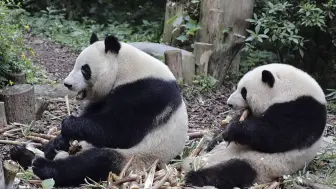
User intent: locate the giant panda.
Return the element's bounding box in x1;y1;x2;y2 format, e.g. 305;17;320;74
9;33;189;187
182;63;327;189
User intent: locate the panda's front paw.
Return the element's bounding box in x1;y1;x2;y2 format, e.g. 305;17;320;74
222;122;239;143
32;157;59;181
43;135;70;160
60;115;77;136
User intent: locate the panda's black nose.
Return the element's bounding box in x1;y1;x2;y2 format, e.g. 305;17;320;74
64;83;72;89
228;104;233;108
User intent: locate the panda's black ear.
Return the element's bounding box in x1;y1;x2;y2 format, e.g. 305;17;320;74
104;35;121;54
90;33;99;44
262;70;275;88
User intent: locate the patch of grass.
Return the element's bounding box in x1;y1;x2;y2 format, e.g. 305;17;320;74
182;75;218;101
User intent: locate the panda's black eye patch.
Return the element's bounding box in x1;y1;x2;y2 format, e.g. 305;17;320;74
241;87;247;100
81;64;91;80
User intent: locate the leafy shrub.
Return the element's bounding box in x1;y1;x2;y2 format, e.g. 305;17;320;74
0;1;38;87
242;0;336;87
11;0;166;26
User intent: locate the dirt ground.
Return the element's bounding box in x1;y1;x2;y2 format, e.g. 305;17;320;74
0;35;335;188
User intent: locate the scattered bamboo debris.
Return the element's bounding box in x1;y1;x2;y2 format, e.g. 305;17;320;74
29;132;56;140
64;95;71;116
25;136;49;144
220;115;232;127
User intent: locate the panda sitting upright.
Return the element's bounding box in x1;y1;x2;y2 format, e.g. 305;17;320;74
183;63;327;189
10;33;189;186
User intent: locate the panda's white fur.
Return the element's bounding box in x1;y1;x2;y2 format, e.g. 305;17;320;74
10;34;188;187
183;63;327;189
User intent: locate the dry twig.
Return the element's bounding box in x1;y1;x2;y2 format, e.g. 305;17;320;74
0;140;42;147
25;136;49;144
0;126;16;134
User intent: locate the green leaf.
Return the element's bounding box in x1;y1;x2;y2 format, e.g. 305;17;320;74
292;38;298;44
42;178;55;189
176;35;188;42
255;24;260;34
299;49;304;58
142;20;149;25
173;16;184;26
166;15;178;24
264;28;269;34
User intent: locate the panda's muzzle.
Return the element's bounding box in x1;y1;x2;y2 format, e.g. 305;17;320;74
76;89;87;101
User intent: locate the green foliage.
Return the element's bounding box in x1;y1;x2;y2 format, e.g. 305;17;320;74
167;0;201;46
192;75;218;93
182;75;218;101
11;0;166;26
0;0;39;87
242;0;336;87
15;7;162;52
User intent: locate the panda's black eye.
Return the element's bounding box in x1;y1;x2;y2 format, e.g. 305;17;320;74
81;64;91;80
241;87;247;100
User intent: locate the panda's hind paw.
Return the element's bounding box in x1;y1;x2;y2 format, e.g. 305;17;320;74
10;145;35;169
32;157;58;180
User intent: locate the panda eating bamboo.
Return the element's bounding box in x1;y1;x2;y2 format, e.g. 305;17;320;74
10;33;189;187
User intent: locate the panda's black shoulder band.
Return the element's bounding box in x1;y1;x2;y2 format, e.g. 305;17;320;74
105;35;121;54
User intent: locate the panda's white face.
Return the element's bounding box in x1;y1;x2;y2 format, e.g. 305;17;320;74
63;34;120;100
227;63;326;116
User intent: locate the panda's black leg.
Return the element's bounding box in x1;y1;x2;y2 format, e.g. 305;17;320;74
10;145;35;169
184;159;257;189
32;148;125;186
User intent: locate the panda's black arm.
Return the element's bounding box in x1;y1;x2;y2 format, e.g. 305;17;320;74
60;115;110;147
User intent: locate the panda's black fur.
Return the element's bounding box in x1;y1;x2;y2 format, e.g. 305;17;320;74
10;33;187;186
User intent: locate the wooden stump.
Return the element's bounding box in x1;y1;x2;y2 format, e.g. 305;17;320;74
0;102;6;128
8;72;26;84
0;159;4;189
194;42;213;76
182;54;195;85
3;160;19;189
164;50;183;81
1;84;35;124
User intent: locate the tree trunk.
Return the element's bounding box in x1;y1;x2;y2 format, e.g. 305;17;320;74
193;42;213;76
197;0;255;84
0;84;35;124
164;50;183;81
162;0;184;45
0;102;6;128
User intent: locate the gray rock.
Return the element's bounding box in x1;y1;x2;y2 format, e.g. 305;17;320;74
128;42;192;59
34;84;77;98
